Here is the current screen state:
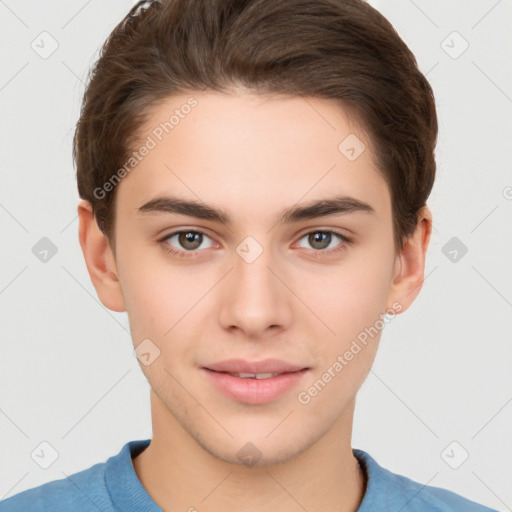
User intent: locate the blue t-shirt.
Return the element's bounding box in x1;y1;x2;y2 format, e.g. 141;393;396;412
0;439;498;511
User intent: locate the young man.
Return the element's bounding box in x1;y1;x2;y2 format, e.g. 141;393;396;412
0;0;499;511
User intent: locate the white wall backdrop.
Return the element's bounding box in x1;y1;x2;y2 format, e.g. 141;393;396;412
1;1;511;510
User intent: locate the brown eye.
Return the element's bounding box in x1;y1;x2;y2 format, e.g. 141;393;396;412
162;230;214;253
177;231;203;250
297;230;350;252
308;232;332;250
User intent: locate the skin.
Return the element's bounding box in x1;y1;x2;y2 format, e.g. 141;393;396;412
78;89;431;512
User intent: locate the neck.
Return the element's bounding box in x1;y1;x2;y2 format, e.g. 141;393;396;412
132;391;367;512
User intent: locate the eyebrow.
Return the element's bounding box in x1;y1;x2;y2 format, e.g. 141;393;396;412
137;194;375;225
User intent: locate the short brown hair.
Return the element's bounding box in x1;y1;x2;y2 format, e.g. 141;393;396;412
74;0;437;253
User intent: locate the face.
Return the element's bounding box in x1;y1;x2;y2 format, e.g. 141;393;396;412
93;90;417;465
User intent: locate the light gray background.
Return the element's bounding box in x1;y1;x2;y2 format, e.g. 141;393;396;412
1;0;511;509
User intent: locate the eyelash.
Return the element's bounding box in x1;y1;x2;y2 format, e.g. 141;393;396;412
158;229;352;259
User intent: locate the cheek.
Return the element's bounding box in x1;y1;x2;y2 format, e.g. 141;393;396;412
296;262;391;411
301;251;394;342
118;254;212;362
116;252;176;340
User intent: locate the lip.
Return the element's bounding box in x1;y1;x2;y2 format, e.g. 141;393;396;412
200;359;310;404
203;358;307;374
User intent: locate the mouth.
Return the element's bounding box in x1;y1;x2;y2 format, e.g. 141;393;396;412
200;359;310;404
220;372;287;379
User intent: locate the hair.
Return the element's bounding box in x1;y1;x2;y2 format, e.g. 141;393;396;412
74;0;437;254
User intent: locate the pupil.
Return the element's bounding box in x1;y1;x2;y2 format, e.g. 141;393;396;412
180;232;201;250
310;232;330;249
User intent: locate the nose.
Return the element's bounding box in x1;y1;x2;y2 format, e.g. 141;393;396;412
217;243;293;339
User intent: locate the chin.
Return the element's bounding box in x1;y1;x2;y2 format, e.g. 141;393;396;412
193;427;315;468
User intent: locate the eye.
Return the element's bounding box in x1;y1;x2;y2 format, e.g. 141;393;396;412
158;228;352;259
296;230;352;253
160;230;215;256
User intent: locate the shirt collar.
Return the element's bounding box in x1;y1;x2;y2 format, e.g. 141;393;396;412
105;438;161;511
105;439;397;511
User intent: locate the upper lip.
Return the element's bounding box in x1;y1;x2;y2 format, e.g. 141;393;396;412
203;358;308;374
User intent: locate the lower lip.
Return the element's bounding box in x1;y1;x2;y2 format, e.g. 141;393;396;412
200;368;309;404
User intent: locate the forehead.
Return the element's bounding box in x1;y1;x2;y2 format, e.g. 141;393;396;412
115;90;391;223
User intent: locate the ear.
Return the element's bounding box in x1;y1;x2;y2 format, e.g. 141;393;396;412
77;200;126;312
386;206;432;314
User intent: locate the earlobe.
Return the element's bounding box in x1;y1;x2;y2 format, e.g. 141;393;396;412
386;206;432;313
77;200;126;312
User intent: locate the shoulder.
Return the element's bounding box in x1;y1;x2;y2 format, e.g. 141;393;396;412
354;449;499;512
0;457;111;512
